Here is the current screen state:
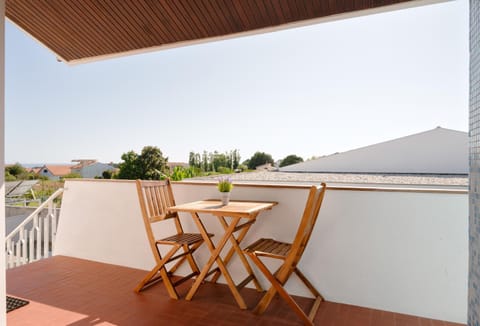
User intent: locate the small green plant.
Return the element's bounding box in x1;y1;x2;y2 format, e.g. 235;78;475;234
217;176;233;192
168;166;199;181
170;166;186;181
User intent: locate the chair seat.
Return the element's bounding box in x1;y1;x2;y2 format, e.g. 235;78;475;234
159;233;210;245
244;238;291;258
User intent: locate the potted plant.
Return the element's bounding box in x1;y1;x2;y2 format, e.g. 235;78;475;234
217;176;233;205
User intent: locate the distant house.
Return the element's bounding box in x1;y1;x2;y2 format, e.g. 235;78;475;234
280;127;468;175
37;160;117;180
38;165;73;180
70;159;117;178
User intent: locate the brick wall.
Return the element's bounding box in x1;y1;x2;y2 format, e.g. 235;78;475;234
470;1;480;325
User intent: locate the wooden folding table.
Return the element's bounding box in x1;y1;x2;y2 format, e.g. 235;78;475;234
169;199;277;309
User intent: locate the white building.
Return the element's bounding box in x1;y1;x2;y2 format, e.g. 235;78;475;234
71;159;116;178
280;127;468;174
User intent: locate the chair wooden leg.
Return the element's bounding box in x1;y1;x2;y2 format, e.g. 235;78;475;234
295;268;323;320
157;265;179;299
213;216;263;291
183;243;201;274
248;254;314;325
253;285;276;315
134;264;163;293
309;297;322;322
135;262;179;299
135;245;181;300
167;241;202;275
248;255;286;315
294;268;323;299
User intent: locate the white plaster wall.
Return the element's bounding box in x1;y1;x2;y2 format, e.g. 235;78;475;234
55;180;156;270
314;189;467;323
54;180;468;323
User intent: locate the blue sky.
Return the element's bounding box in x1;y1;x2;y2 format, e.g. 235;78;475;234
5;0;468;164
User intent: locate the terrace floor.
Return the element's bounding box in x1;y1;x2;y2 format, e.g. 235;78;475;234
6;256;465;326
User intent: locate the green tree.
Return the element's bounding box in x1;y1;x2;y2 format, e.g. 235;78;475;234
117;146;168;180
138;146;168;179
188;151;194;167
212;151;228;171
202;151;209;172
247;152;274;170
189;149;241;172
6;163;26;178
5;171;16;181
279;154;304;167
117;150;139;179
189;151;201;169
231;149;240;169
5;163;37;180
102;170;113;179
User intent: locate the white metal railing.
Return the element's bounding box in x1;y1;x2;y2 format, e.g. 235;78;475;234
5;188;64;269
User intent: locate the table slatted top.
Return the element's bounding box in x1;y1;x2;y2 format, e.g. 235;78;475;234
169;200;277;218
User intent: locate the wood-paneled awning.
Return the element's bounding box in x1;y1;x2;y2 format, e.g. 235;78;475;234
6;0;420;65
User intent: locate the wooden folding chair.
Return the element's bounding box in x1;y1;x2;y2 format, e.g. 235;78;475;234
134;179;212;299
243;183;327;325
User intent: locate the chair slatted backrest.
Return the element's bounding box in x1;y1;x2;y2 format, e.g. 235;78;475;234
287;183;327;267
136;179;178;223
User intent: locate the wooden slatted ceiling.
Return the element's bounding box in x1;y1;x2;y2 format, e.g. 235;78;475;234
6;0;416;64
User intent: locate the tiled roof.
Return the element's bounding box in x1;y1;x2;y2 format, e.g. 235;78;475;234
25;167;41;174
42;165;73;176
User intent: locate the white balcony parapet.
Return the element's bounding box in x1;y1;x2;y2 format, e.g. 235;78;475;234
54;180;467;324
5;188;63;269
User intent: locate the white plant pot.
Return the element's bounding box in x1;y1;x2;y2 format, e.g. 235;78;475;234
220;192;231;205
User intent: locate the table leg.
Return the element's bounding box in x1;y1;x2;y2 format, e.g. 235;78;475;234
186;213;248;309
210;215;263;292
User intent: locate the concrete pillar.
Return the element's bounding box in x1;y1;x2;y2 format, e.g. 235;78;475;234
470;1;480;325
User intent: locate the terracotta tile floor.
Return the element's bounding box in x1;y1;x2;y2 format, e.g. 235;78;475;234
6;256;465;326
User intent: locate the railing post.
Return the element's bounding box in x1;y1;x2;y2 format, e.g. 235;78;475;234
51;203;57;254
28;228;34;263
6;238;11;269
43;210;49;258
35;214;40;261
4;188;63;269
